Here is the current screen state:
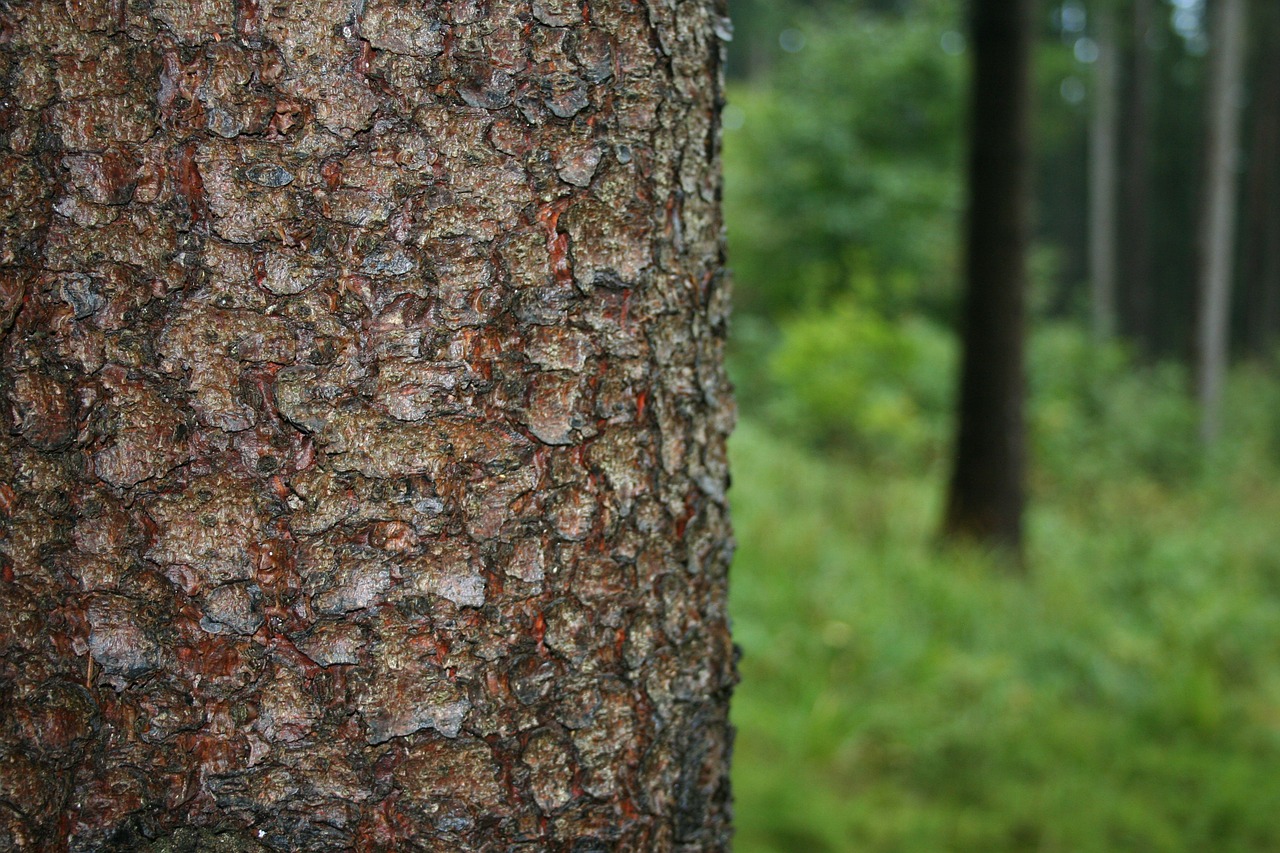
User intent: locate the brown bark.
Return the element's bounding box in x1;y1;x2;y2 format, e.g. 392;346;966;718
942;0;1032;559
0;1;737;850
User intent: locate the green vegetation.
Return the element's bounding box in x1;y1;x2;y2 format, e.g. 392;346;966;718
729;365;1280;852
723;1;1280;849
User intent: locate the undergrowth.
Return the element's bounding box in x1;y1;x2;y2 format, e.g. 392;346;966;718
728;414;1280;852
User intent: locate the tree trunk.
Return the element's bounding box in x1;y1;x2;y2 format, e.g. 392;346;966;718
0;1;737;849
1240;0;1280;358
1120;0;1156;356
1089;0;1120;342
1196;0;1247;444
942;0;1032;559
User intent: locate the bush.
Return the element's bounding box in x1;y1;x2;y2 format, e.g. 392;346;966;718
723;4;965;319
748;315;1232;485
761;299;956;470
1029;323;1200;487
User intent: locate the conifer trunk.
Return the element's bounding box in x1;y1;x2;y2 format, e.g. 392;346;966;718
1120;0;1156;356
1089;1;1119;342
0;1;736;849
1241;0;1280;357
1196;0;1247;444
942;0;1032;558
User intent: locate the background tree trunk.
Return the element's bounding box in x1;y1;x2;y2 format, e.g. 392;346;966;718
1240;0;1280;358
0;1;736;849
1089;0;1120;342
1196;0;1247;444
942;0;1033;558
1120;0;1156;357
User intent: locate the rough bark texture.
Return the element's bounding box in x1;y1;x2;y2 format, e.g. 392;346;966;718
0;1;736;849
941;0;1031;559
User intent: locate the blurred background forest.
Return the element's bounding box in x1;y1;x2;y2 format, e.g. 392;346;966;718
723;0;1280;849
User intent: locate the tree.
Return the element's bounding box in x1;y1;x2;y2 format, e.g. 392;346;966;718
1089;0;1120;342
723;3;965;320
0;1;736;849
1195;0;1247;444
942;0;1033;558
1239;0;1280;357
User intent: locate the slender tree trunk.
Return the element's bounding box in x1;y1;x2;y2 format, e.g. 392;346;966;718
0;1;737;849
1196;0;1248;444
1257;159;1280;357
1241;0;1280;357
942;0;1033;558
1090;1;1120;342
1120;0;1156;355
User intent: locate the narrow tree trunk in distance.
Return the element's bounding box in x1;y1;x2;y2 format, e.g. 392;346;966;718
1241;0;1280;357
1196;0;1247;444
1258;193;1280;358
1120;0;1157;356
942;0;1033;559
1090;1;1120;342
0;1;737;849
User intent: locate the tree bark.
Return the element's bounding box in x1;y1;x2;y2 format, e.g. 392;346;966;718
942;0;1032;559
1196;0;1247;444
1089;0;1120;342
0;1;737;849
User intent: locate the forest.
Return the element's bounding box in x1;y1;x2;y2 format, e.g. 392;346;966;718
724;0;1280;849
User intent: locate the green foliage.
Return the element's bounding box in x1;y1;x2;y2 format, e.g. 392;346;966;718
729;417;1280;852
740;314;1217;485
1217;363;1280;471
1029;323;1201;487
723;3;965;318
760;299;955;469
719;5;1280;850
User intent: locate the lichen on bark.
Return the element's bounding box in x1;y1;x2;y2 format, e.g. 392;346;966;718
0;0;735;849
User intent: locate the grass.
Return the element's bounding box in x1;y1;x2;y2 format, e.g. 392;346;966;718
727;417;1280;852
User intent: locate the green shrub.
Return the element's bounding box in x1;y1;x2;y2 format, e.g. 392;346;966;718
729;416;1280;853
723;5;965;319
750;314;1230;484
1029;323;1201;487
763;299;956;469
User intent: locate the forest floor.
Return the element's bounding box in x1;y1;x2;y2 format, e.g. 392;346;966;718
728;417;1280;852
